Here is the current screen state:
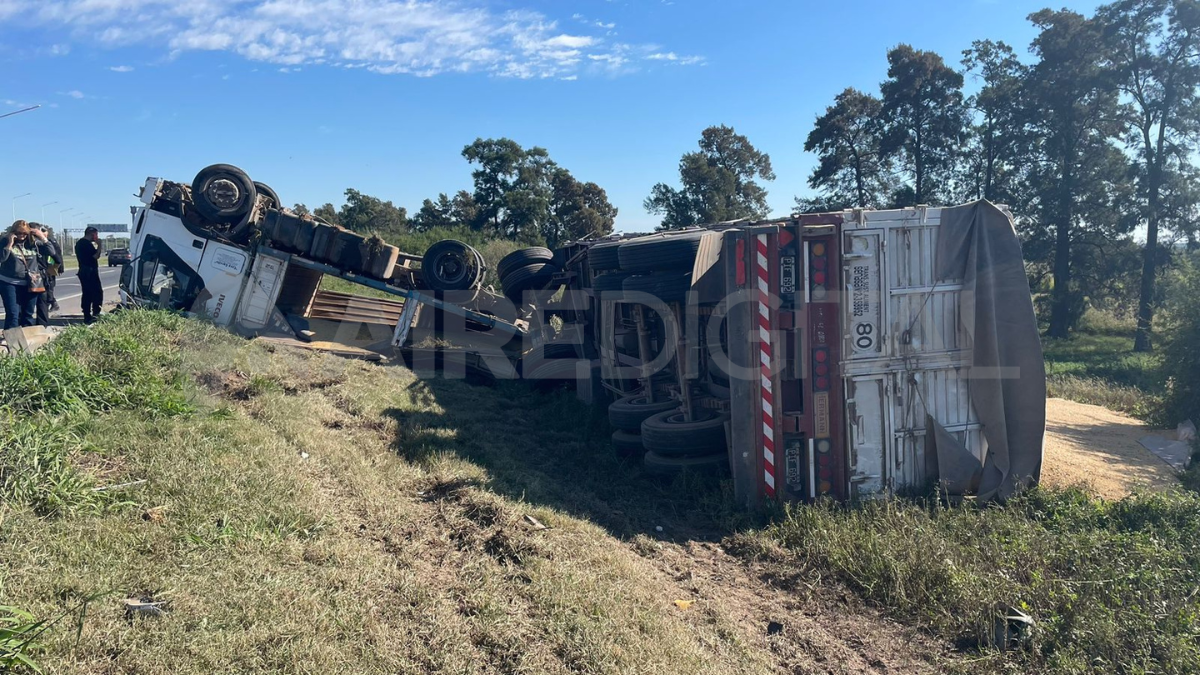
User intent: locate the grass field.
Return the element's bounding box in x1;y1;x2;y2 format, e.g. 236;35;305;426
4;311;1199;674
1042;309;1166;421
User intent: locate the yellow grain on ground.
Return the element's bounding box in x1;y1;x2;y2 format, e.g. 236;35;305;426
1041;397;1179;499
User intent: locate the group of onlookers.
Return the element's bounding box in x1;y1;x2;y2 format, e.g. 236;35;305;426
0;220;104;331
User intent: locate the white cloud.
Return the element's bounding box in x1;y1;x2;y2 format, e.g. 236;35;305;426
4;0;699;79
63;89;85;98
108;64;133;72
646;51;705;66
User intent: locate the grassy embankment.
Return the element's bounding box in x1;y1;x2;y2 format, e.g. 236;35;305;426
0;311;791;674
4;310;1199;674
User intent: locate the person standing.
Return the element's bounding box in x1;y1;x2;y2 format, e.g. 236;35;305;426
75;226;103;323
0;220;48;330
30;223;62;327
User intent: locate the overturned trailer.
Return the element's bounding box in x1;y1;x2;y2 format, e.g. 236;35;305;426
568;202;1046;505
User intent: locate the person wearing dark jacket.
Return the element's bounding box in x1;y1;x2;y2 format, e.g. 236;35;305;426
75;226;103;323
30;223;62;326
0;220;48;330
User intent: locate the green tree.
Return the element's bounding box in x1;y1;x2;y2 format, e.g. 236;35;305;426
802;88;890;209
313;203;340;225
961;40;1031;203
1026;9;1125;338
461;138;611;242
292;203;310;215
462;138;557;238
879;45;969;205
545;169;617;246
336;188;408;237
645;125;776;229
1097;0;1200;351
412;193;457;231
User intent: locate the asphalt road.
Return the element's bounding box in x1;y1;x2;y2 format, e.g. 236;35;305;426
0;265;123;322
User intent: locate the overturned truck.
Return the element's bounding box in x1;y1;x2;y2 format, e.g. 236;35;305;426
566;202;1047;507
122;164;1045;506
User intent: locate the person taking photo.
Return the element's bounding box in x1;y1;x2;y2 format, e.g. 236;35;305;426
0;220;49;330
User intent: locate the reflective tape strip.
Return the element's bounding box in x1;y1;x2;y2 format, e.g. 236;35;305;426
756;233;775;498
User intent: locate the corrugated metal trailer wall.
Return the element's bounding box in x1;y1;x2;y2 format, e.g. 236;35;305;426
729;207;986;506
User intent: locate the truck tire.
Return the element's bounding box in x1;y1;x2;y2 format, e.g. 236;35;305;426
502;262;560;305
643;450;728;478
497;247;553;280
617;231;704;272
592;272;630;294
588;241;623;271
608;395;678;432
192;164;257;225
622;272;693;303
423;240;482;291
612;430;644;458
254;181;280;210
640;408;728;457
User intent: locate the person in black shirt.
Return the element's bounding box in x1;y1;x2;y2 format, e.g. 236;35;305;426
75;226;103;323
30;223;62;326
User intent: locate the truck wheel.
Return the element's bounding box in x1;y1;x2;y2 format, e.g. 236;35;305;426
643;450;728;478
497;247;553;280
423;239;482;291
640;408;728;457
617;231;704;272
612;430;644;458
591;272;630;295
608;395;678;432
254;181;280;210
502;262;560;305
622;272;693;303
588;241;623;271
192;164;257;224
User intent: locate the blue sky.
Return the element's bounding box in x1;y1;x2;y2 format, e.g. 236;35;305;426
1;0;1099;234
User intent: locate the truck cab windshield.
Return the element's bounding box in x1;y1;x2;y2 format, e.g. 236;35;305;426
134;235;205;311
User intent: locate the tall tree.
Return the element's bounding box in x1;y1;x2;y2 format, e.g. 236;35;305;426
292;203;310;215
412;193;456;231
336;188;408;236
545;169;617;247
879;45;969;205
412;190;479;232
802;88;890;209
1097;0;1200;351
462;138;559;240
313;203;340;225
645;125;776;229
961;40;1031;203
1026;9;1125;338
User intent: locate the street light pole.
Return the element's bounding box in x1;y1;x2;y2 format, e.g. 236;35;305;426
40;201;57;224
0;105;40;121
59;208;74;230
11;192;31;222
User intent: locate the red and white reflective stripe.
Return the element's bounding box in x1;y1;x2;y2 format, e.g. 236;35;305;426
756;234;776;498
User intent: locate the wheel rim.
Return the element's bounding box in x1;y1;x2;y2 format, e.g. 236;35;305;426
204;178;243;210
434;250;473;286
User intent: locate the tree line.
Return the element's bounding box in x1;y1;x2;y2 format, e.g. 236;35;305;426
294;138;618;250
647;1;1200;351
